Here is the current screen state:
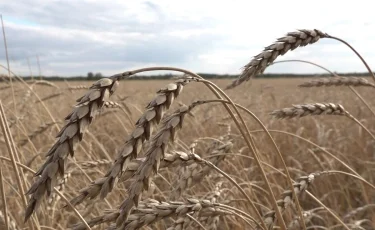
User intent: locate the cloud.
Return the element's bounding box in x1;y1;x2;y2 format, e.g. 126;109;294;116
1;0;375;76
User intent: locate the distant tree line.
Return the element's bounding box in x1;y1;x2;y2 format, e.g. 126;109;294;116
0;71;374;82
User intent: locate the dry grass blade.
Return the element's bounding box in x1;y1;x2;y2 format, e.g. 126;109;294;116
270;103;348;119
116;103;202;228
70;78;192;206
299;77;375;88
24;77;119;221
226;29;328;89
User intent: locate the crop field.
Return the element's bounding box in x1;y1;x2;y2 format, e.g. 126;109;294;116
0;29;375;230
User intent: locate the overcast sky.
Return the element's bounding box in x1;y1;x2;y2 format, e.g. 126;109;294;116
1;0;374;76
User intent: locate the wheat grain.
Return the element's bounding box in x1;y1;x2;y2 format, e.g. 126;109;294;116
103;101;122;109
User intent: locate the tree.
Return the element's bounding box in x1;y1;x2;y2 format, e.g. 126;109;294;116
87;72;94;79
94;72;103;78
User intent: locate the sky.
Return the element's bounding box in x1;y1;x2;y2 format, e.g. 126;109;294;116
0;0;375;77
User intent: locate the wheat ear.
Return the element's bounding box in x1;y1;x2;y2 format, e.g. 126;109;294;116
24;77;119;221
72;198;227;230
70;78;192;206
270;103;347;119
260;173;320;229
226;29;328;89
299;77;375;88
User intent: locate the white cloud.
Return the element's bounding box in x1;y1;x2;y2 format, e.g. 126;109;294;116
1;0;375;76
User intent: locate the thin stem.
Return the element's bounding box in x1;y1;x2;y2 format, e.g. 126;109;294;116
270;60;339;77
327;35;375;82
345;112;375;141
0;169;9;230
186;214;208;230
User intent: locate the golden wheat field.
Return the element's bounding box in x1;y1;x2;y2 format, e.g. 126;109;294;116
1;29;375;230
0;76;375;230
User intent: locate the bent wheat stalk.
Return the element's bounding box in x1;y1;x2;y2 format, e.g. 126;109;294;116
226;29;328;89
24;77;119;221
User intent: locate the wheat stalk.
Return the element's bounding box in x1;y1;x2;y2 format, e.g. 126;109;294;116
70;78;193;206
24;77;119;221
226;29;328;89
299;77;375;88
270;103;348;119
